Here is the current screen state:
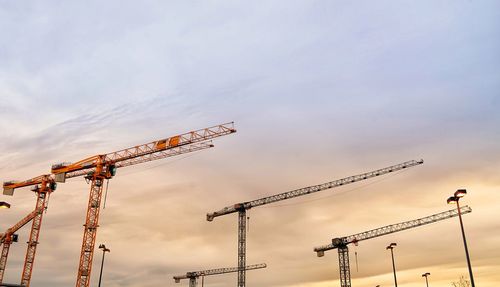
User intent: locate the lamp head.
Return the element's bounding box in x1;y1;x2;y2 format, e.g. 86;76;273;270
454;189;467;198
386;242;397;249
422;272;430;277
447;196;458;204
0;201;11;209
99;244;110;252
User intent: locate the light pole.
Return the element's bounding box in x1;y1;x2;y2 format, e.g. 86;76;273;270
386;243;398;287
422;272;430;287
447;189;475;287
98;244;111;287
0;201;11;209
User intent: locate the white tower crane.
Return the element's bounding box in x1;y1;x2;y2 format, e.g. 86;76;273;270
207;159;424;287
173;263;266;287
313;206;472;287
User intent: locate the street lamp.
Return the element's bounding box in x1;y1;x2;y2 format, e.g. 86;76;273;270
0;201;11;209
98;244;111;287
447;189;475;287
422;272;430;287
386;243;398;287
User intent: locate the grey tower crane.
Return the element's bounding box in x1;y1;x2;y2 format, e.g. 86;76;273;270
207;159;424;287
313;206;472;287
173;263;266;287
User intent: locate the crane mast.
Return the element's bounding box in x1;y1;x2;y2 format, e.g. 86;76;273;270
21;181;52;287
2;122;235;287
313;206;472;287
206;159;423;287
173;263;266;287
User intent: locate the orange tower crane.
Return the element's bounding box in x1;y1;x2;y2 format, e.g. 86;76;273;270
2;175;56;287
0;206;43;284
2;122;236;287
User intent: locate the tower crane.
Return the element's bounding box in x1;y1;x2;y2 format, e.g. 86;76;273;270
206;159;423;287
0;203;45;284
2;122;236;287
173;263;267;287
313;205;472;287
1;175;56;287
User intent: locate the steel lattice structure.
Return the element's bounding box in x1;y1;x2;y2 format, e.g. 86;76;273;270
0;203;46;284
207;159;424;287
20;189;48;286
313;206;472;287
173;263;266;286
2;122;235;287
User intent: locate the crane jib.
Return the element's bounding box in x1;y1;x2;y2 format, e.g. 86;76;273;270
173;263;267;281
313;205;472;253
207;159;424;220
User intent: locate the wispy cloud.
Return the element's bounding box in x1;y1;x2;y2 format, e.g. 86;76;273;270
1;1;500;287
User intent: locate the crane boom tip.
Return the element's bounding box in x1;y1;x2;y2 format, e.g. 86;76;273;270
207;214;214;221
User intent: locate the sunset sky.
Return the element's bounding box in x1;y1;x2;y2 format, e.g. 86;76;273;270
1;1;499;287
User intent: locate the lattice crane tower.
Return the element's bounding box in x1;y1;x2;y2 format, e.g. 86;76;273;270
313;206;472;287
207;159;424;287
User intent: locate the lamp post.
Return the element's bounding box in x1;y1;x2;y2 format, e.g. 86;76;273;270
0;201;11;209
98;244;111;287
386;243;398;287
422;272;430;287
447;189;475;287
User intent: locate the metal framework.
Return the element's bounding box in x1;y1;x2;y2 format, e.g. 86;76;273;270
207;159;424;287
1;176;57;287
313;206;472;287
2;122;236;287
0;244;11;285
20;187;49;287
237;209;247;287
173;263;266;286
338;247;350;287
0;204;45;284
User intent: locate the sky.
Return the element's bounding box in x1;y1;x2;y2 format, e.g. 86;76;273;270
0;1;499;286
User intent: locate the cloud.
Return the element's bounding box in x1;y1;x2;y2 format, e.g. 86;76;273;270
1;1;500;287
